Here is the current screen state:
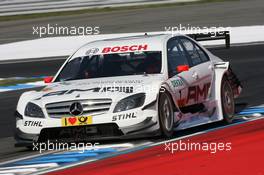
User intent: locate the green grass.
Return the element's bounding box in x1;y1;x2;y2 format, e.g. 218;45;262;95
0;78;43;87
0;0;237;22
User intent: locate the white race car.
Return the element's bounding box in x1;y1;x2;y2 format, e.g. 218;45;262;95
15;33;242;146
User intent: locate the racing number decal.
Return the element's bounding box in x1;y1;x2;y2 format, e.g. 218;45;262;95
61;116;93;127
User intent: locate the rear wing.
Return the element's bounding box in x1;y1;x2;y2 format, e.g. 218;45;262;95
187;31;230;48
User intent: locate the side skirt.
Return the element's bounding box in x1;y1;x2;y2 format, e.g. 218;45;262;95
175;100;222;130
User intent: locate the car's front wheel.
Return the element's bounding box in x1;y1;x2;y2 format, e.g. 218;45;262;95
221;77;235;124
158;92;174;137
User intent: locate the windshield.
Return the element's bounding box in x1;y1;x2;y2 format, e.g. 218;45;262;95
55;51;162;82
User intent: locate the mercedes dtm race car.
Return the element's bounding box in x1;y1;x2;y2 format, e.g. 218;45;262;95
15;33;242;146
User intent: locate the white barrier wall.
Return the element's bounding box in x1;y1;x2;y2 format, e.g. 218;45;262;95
0;0;198;16
0;25;263;61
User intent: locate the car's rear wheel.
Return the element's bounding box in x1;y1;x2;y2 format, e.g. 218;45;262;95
221;77;235;124
158;92;174;137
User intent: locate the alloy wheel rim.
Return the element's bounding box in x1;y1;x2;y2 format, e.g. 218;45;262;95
162;97;173;130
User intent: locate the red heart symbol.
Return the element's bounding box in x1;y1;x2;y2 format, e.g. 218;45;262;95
68;117;77;125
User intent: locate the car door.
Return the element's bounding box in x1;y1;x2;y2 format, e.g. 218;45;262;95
179;36;213;107
166;37;195;109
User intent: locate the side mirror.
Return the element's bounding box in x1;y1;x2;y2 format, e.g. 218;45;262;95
44;76;53;83
177;65;189;73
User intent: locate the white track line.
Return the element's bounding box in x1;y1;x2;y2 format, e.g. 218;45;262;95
0;163;58;170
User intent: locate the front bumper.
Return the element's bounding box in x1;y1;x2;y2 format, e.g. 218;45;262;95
15;116;159;147
15;101;160;147
14;127;39;147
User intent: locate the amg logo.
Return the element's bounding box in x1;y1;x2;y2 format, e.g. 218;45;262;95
187;83;211;103
42;87;101;97
112;113;136;121
59;127;97;135
24;121;43;127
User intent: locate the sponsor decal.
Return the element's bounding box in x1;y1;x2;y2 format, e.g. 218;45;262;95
61;116;93;127
114;80;143;84
86;48;99;55
42;86;133;97
177;83;211;107
186;83;211;103
62;80;143;87
177;99;186;107
24;121;43;127
102;44;148;53
112;112;136;121
171;79;184;87
100;86;133;93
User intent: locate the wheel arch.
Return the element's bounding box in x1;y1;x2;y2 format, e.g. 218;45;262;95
159;83;179;112
211;61;231;121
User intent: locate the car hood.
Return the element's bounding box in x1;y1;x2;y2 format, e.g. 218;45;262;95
31;74;165;106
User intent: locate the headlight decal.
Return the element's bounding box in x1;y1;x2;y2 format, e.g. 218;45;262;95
25;102;45;118
113;93;146;113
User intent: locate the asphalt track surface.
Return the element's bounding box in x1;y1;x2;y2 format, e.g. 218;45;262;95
0;43;263;164
0;0;264;44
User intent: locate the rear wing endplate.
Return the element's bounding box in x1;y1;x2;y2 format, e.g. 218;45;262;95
187;31;230;48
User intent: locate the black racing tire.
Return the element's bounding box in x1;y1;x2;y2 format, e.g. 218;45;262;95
158;92;174;138
221;76;235;124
